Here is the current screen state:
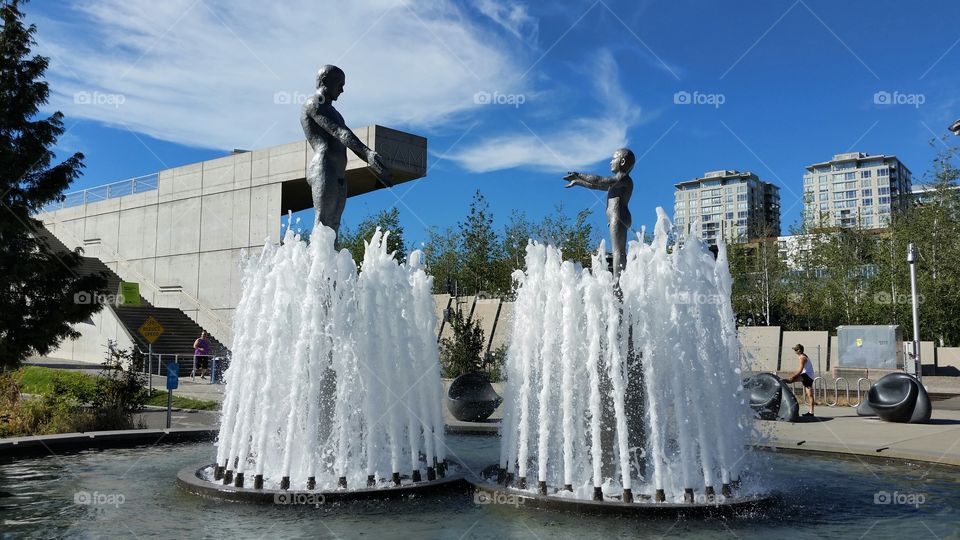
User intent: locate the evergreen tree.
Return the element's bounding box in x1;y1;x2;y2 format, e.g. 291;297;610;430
458;190;501;294
0;0;104;370
337;207;406;264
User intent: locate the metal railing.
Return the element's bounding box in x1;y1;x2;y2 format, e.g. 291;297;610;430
40;173;159;213
827;377;850;407
141;351;230;393
852;377;873;408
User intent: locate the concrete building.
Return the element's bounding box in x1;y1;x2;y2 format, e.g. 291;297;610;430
673;170;780;245
39;125;427;356
802;152;912;230
911;182;960;206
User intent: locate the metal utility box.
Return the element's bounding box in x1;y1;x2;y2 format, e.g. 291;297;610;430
836;325;903;369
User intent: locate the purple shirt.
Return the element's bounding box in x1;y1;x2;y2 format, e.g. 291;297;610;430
194;338;210;356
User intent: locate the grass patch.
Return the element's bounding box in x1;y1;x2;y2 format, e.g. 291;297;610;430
15;365;97;396
145;390;219;411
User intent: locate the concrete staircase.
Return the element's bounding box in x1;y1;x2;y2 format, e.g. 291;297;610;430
35;225;229;359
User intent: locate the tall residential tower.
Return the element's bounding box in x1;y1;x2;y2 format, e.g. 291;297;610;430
674;170;781;245
802;152;912;229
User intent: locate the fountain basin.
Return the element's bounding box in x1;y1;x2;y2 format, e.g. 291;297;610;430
468;477;779;517
177;462;468;504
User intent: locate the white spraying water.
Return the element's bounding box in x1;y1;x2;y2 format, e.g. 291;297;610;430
215;226;445;490
500;208;752;503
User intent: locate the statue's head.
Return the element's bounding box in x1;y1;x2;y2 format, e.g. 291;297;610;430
610;148;635;174
315;65;346;102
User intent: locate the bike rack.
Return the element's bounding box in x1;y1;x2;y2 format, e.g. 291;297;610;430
827;377;849;407
852;377;872;407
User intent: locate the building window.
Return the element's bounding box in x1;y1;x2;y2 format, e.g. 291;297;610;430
819;193;828;201
862;189;872;197
860;178;871;188
844;172;856;180
879;196;890;205
863;198;873;206
861;170;872;178
877;169;889;176
878;187;889;195
725;212;734;220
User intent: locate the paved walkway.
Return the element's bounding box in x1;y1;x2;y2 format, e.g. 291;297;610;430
756;405;960;466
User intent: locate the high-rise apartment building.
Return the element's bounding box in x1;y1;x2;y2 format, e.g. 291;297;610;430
674;170;781;245
802;152;912;229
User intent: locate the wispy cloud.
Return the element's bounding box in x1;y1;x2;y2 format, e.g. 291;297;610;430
447;49;643;173
35;0;530;150
473;0;539;44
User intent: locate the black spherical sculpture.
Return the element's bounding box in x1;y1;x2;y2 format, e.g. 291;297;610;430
743;373;799;422
857;373;931;423
446;372;502;422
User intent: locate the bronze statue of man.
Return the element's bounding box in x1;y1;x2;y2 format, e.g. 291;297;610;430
563;148;635;279
301;65;392;234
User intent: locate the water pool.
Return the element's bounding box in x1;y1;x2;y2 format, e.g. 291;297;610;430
1;434;957;539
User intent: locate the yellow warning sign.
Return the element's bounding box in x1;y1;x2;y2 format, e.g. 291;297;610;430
856;338;863;347
138;316;165;344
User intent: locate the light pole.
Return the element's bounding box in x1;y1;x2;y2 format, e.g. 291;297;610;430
907;243;921;380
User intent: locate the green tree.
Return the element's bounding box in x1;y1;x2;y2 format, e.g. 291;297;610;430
0;0;105;371
882;143;960;345
538;205;595;269
439;309;486;378
728;232;786;326
338;207;406;264
423;225;460;294
458;190;502;294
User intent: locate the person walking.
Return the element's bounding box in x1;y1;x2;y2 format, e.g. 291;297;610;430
193;331;211;380
783;344;816;417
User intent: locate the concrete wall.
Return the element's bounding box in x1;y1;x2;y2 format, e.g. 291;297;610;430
780;331;830;375
738;326;782;372
42;306;136;364
937;347;960;376
41;127;427;348
472;298;502;355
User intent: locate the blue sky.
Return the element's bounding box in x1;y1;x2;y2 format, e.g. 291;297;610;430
29;0;960;247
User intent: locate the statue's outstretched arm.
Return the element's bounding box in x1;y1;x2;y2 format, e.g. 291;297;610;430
563;172;615;190
310;108;372;159
309;108;393;186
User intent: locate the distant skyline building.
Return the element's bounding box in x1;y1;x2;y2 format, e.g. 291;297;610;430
802;152;912;230
673;170;781;245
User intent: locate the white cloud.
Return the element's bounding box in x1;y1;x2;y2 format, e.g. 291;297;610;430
473;0;538;44
35;0;530;150
447;50;643;173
